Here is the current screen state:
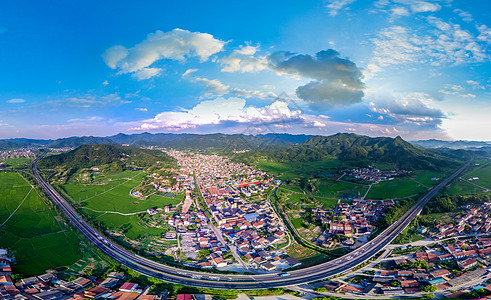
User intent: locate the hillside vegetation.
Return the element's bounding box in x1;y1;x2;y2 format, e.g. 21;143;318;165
38;144;176;171
234;133;463;170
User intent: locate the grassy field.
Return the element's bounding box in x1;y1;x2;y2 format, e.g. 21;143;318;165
0;172;82;275
57;170;182;239
444;160;491;196
366;178;428;199
0;157;34;168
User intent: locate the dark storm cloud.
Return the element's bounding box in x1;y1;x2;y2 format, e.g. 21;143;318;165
267;49;365;107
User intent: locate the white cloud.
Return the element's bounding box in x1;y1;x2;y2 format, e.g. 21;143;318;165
477;25;491;43
376;0;441;17
454;9;473;22
130;97;302;130
187;76;277;99
192;77;230;94
182;68;198;77
44;93;130;108
136;108;148;112
7;98;25;103
368;18;488;75
369;92;445;128
132;67;162;80
325;0;357;16
102;28;225;79
102;80;109;86
67;116;103;123
220;45;268;73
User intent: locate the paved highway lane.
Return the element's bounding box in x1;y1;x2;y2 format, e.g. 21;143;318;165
31;157;472;289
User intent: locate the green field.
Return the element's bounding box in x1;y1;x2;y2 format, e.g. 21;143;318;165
57;170;182;239
0;172;82;275
444;160;491;196
366;178;427;199
0;157;34;168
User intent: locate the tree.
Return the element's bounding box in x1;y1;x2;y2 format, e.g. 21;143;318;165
390;281;401;287
421;285;437;292
422;294;435;299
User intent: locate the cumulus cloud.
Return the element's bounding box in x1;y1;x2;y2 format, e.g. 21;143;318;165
130;97;302;130
369;92;445;128
268;49;365;106
220;45;268;73
325;0;357;16
102;28;225;80
136;108;148;112
7;98;25;103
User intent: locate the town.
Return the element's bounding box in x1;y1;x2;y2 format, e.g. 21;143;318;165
143;151;300;272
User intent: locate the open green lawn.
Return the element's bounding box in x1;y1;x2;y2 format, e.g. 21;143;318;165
366;178;428;199
0;172;82;275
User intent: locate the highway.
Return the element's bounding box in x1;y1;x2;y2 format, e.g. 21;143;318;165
31;157;472;289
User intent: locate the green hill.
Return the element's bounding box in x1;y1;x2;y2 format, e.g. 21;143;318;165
248;133;458;170
38;144;176;170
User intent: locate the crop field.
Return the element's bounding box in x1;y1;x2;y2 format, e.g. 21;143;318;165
0;172;82;275
366;178;427;199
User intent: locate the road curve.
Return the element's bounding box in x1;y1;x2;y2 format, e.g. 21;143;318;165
31;158;472;289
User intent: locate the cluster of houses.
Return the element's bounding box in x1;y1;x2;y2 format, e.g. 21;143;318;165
433;203;491;240
160;151;298;272
348;166;410;183
329;236;491;296
0;247;164;300
313;199;394;247
0;149;35;160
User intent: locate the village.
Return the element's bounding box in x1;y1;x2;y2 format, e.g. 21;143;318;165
314;201;491;297
0;247;176;300
312;199;395;248
347;166;411;183
144;151;300;273
0;149;36;160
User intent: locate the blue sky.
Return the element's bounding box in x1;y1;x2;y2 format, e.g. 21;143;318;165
1;0;490;140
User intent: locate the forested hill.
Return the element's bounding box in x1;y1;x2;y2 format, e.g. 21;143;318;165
235;133;463;170
38;144;176;170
